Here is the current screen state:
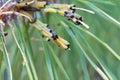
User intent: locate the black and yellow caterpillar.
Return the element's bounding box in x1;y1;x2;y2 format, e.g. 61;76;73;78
0;0;93;50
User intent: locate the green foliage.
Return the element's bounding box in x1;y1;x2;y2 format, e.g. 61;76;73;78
0;0;120;80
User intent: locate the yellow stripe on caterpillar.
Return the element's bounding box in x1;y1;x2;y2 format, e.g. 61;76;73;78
52;36;70;50
44;8;65;16
42;30;52;38
30;1;47;9
58;36;70;46
15;1;47;9
15;0;34;7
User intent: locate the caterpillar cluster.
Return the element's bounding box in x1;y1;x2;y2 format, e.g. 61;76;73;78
0;0;94;50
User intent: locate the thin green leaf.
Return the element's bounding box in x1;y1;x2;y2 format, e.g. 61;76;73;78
9;22;34;80
42;41;54;80
61;21;109;80
86;0;115;5
0;47;3;70
78;0;120;28
48;45;70;80
2;37;12;80
61;17;119;79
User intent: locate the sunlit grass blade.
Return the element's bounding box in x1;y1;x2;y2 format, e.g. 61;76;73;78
78;0;120;28
61;21;109;80
22;23;38;80
61;14;119;78
68;25;114;80
42;41;54;80
14;21;38;80
45;51;54;80
2;37;12;80
86;0;115;5
0;47;3;70
60;16;120;61
52;64;59;80
48;45;70;80
79;28;120;61
60;22;90;80
8;21;34;80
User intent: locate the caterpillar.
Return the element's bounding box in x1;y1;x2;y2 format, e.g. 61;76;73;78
0;0;94;50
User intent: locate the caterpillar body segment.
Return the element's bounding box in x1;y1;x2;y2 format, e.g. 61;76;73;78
15;1;47;9
45;35;70;50
20;6;40;11
43;8;83;25
42;29;53;38
42;25;70;50
15;0;35;7
14;1;48;23
58;36;70;46
52;37;70;50
64;10;83;25
31;20;70;50
43;8;65;16
30;1;47;9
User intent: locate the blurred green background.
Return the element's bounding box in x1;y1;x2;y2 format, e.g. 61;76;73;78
0;0;120;80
